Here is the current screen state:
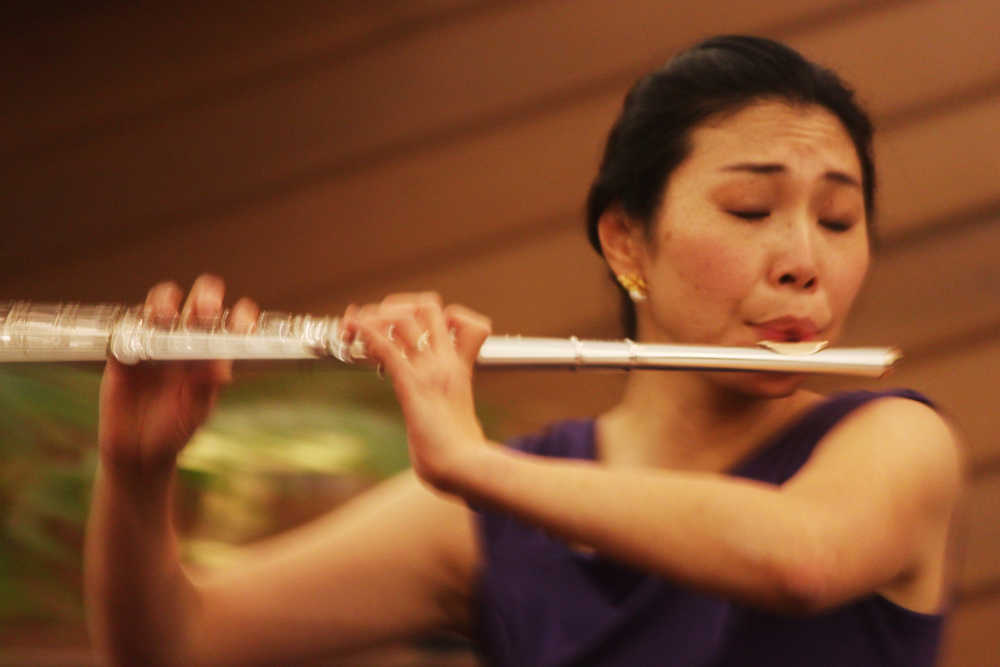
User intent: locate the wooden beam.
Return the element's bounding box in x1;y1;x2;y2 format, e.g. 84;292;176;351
843;215;1000;352
12;0;985;281
941;588;1000;666
786;0;1000;121
876;95;1000;239
959;472;1000;593
0;0;482;154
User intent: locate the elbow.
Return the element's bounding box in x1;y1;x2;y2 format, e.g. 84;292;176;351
770;550;839;615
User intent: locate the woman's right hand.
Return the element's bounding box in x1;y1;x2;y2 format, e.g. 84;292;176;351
97;274;258;477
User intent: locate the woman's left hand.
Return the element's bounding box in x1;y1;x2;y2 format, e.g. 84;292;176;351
341;293;492;492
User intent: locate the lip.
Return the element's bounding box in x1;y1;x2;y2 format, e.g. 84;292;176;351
750;316;821;342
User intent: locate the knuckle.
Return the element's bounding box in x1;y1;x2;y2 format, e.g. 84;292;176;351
192;276;225;304
231;298;259;331
194;273;224;288
391;303;416;319
420;291;443;307
444;303;489;328
442;308;465;328
414;302;434;320
151;279;182;294
381;292;423;308
147;281;182;304
233;296;259;313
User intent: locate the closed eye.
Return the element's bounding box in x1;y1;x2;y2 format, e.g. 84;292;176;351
820;220;852;232
727;210;770;221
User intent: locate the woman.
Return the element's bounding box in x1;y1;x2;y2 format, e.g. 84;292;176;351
86;36;962;666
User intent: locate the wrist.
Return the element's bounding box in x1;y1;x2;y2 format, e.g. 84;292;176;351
432;438;505;501
98;448;177;497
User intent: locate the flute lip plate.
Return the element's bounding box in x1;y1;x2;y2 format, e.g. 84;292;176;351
755;340;830;355
884;346;904;376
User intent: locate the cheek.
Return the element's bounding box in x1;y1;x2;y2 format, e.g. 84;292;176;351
661;233;757;302
826;245;870;310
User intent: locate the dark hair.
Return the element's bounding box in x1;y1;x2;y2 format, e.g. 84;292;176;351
585;35;875;339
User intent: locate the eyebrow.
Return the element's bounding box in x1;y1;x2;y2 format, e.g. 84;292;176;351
720;162;861;189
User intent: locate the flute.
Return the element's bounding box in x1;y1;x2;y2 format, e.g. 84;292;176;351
0;301;900;377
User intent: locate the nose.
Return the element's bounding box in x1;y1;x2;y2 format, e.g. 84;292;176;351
769;217;820;291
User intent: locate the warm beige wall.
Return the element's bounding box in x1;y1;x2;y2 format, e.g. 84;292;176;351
2;1;998;663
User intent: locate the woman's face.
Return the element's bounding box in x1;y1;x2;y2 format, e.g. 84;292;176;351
634;101;870;394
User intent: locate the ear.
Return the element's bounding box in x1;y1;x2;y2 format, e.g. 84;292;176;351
596;207;648;279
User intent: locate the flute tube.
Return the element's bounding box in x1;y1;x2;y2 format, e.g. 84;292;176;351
476;337;900;377
0;302;900;377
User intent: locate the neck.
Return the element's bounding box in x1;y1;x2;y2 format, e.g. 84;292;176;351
597;369;820;472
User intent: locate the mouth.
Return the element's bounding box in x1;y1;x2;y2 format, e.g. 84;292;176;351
749;317;822;343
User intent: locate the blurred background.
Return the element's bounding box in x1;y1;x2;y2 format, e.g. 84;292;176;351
1;0;998;664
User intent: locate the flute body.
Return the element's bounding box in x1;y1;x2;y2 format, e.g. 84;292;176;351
0;302;900;377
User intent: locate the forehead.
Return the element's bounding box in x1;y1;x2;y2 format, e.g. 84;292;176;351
681;101;862;181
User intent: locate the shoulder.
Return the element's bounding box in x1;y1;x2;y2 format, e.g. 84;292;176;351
828;390;960;466
813;388;936;421
803;389;964;512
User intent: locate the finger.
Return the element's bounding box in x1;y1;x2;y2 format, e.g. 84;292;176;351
357;304;425;357
180;274;226;328
380;292;443;309
177;276;228;381
217;295;257;382
409;301;449;353
337;303;358;338
350;303;380;344
445;304;492;364
387;304;446;359
380;293;447;349
334;303;361;358
356;315;412;385
338;304;382;364
341;303;359;325
384;312;424;357
144;281;183;326
228;297;260;334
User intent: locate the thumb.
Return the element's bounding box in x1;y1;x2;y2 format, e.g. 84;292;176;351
444;305;491;367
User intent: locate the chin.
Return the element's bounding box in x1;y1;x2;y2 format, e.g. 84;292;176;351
707;370;807;399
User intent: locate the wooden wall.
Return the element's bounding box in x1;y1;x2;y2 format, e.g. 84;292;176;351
2;1;998;663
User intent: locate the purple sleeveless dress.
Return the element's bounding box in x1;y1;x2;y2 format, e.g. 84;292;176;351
475;390;944;666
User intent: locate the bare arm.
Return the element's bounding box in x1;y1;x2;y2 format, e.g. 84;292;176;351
86;461;196;665
349;295;963;615
453;398;961;613
87;467;477;666
188;472;477;665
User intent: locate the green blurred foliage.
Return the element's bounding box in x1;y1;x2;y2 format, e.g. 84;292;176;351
0;362;486;623
0;365;100;621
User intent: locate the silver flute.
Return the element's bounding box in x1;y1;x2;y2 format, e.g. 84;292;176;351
0;302;900;377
